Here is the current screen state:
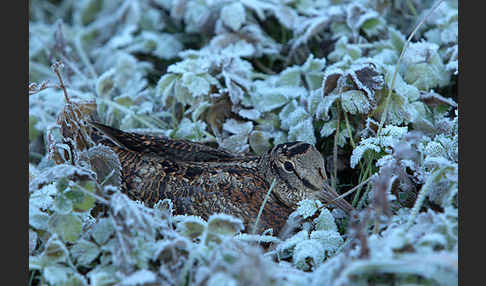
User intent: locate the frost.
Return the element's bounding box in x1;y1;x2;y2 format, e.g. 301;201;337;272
401;42;450;90
122;269;157;285
296;200;322;219
314;209;338;232
48;213;83;243
91;218;115;245
221;2;246;31
71;239;101;265
29;229;38;255
207;213;244;236
223;119;253;135
207;272;238;286
293;239;325;271
340;90;372;114
309;230;343;255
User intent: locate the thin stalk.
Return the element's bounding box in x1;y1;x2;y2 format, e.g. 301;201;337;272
377;0;445;136
253;178;277;234
332;104;341;191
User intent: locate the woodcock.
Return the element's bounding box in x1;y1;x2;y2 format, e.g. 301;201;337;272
89;122;354;235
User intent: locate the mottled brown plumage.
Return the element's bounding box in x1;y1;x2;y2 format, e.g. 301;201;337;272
89;122;354;234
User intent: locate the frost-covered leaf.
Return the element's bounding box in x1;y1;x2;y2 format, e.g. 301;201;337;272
401;42;450;90
29;204;50;230
96;68;116;97
29;229;38;255
309;230;343;255
340;90;372;114
221;2;246;31
207;272;238;286
288;118;316;145
44;265;72;285
48;213;83;243
87;265;119;286
207;213;244;236
91;218;115;245
223;119;253;135
249;130;272;154
314;209;338;232
293;239;325;271
42;235;69;264
71;239;101;265
175;215;207;239
276;230;308;259
121;269;156;286
296;200;322;219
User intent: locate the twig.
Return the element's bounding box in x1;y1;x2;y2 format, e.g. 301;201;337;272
319;174;376;210
332;104;341;190
252;178;277;234
377;0;445;135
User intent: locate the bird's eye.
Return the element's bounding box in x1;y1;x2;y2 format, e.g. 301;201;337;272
283;161;294;172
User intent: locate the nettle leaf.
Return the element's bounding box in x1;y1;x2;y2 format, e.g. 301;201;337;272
309;230;343;255
48;213;83;243
279;101;309;130
319;120;348;147
173;118;214;142
314;209;338;232
296;200;323;219
29;229;38;255
71;239;101;265
223;119;253;135
293;239;325;271
288;118;317;145
328;37;362;61
91;218;115;245
340;90;372;114
401;42;450;90
221;2;246;31
181;73;212;97
277;230;309;259
278;66;302;87
156;73;179;104
238;108;261;121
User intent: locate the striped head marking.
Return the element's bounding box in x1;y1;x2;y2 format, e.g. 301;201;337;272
267;142;327;208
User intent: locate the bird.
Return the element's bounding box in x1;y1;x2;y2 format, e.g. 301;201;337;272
88;122;354;235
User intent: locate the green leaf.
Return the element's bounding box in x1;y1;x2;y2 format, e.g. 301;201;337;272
340;90;372;114
48;213;83;243
91;218;115;245
54;194;73;215
42;236;68;264
66;181;97;212
71;239;101;265
207;214;244;236
29;116;41;141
